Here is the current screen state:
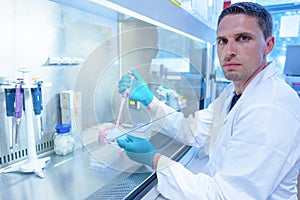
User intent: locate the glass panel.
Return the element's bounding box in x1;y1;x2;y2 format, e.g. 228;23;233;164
118;18;208;120
85;12;209;196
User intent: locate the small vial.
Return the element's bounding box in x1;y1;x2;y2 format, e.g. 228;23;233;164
53;124;74;156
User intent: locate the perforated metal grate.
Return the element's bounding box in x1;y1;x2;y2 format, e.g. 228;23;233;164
86;172;152;200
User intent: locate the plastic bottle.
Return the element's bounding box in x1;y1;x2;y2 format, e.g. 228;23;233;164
53;124;74;156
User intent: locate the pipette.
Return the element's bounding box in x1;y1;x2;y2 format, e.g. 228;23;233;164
4;88;16;150
31;79;43;139
115;71;134;126
15;79;24;145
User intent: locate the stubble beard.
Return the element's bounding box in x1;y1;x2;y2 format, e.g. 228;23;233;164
223;70;244;82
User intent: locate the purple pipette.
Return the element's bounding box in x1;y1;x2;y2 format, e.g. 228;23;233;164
4;88;16;149
15;79;24;144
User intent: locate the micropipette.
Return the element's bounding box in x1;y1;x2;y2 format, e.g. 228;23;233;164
15;79;24;145
115;71;134;126
31;80;44;139
4;88;16;150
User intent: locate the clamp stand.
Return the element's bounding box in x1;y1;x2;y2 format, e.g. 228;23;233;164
2;68;50;178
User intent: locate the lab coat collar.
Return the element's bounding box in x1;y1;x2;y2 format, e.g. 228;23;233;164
224;61;278;115
242;61;278;97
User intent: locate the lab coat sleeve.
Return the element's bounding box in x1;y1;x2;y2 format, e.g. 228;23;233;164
147;97;216;147
156;155;222;200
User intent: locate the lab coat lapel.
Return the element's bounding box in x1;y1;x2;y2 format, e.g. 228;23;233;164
208;87;234;151
241;61;278;99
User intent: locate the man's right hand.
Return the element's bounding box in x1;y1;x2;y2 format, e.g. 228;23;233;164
118;70;154;106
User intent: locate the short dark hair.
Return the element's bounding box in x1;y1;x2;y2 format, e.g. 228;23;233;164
217;2;273;40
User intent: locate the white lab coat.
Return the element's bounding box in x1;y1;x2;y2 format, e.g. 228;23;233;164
148;62;300;199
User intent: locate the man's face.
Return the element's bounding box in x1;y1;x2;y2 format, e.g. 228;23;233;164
217;14;273;84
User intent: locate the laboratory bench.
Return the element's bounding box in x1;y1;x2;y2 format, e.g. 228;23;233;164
0;132;191;200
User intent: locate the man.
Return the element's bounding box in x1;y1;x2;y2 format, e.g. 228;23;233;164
117;2;300;199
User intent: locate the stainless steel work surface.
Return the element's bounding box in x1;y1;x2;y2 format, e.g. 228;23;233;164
0;133;186;200
0;149;124;200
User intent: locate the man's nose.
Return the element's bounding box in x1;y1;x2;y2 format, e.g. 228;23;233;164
225;41;237;58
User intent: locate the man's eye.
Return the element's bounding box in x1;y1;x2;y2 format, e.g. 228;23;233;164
218;39;227;45
239;36;250;42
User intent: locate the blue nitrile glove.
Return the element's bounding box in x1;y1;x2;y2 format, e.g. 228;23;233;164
117;134;156;167
118;70;154;106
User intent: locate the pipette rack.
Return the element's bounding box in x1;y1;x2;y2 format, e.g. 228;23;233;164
0;68;51;178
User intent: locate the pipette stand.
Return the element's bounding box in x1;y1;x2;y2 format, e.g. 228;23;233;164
2;68;50;178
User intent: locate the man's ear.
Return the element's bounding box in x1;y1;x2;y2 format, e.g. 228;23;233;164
264;36;275;55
